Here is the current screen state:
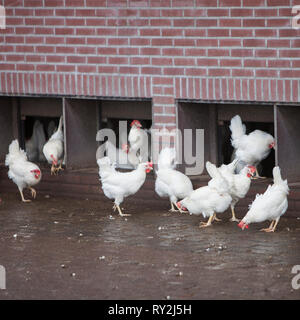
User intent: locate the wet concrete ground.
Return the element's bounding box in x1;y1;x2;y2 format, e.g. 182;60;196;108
0;191;300;300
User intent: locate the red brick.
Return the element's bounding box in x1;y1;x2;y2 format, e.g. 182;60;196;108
140;29;161;37
280;29;300;37
119;47;139;55
183;9;205;17
231;49;253;57
117;9;138;17
25;36;44;44
44;0;64;6
67;56;86;63
184;29;206;37
55;28;74;35
220;59;242;67
220;19;242;27
219;0;241;6
46;55;65;63
6;55;24;62
174;58;195;66
55;9;75;16
86;0;106;6
56;46;75;54
208;29;230;37
140;48;161;55
109;57;128;65
152;57;173;65
196;58;218;66
46;37;65;44
162;29;183;37
268;39;290;48
195;0;217;6
118;28;138;36
150;19;172;27
207;9;229;17
77;65;97;73
219;39;241;47
243;39;265;47
279;50;300;58
140;9;160;17
34;9;54;16
98;47;118;55
185;48;206;56
130;38;150;46
267;0;289;5
196;39;218;47
153;77;173;85
244;0;265;5
172;0;194;6
267;19;291;27
56;65;75;72
230;8;253;17
108;38;129;46
141;67;162;75
66;37;85;45
255;49;277;57
86;38;106;45
66;18;85;26
174;39;195;46
130;57;150;65
208;69;231;77
119;66;139;74
162;48;183;56
243;19;265;27
86;19;106;26
163;68;185;76
195;19;218;27
244;59;266;68
280;70;300;78
174;19;195;27
16;64;35;71
208;49;230;57
26;55;45;62
65;0;85;6
152;38;173;46
255;29;277;37
36;64;55;72
256;69;278;78
231;29;253;37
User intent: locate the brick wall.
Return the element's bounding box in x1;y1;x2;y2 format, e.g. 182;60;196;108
0;0;300;130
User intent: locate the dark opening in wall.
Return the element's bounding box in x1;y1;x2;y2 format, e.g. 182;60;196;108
177;101;275;178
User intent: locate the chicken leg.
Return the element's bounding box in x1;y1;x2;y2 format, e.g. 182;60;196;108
113;204;131;217
230;205;240;222
169;201;178;212
199;214;215;228
213;213;222;222
51;163;57;175
253;167;266;179
29;187;37;199
19;188;31;203
260;217;280;232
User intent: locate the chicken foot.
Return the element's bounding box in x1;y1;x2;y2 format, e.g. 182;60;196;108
199;214;215;228
252;167;266;179
212;213;222;222
229;206;240;222
260;218;280;232
113;204;131;217
19;188;31;203
29;187;37;199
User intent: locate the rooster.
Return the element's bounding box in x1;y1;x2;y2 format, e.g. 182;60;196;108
43;116;64;175
155;147;193;213
238;166;289;232
177;161;232;228
97;156;153;216
229;115;275;178
128;120;150;163
5;139;42;202
218;160;256;222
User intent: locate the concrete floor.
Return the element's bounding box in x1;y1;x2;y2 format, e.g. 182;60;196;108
0;191;300;300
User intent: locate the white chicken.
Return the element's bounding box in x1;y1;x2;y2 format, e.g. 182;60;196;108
177;161;232;228
5;139;42;202
103;140;139;169
128;120;150;163
218;159;256;222
25;120;47;162
43;116;64;175
230;115;275;178
238;166;289;232
155;147;193;213
97;156;153;217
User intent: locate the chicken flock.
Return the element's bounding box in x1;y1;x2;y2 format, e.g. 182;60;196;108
3;114;289;233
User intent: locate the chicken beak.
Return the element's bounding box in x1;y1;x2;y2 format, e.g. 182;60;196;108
238;221;249;230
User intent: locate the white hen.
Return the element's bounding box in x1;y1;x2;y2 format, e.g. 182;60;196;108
178;161;232;228
128;120;150;163
25;120;47;162
97;156;153;217
218;159;256;222
230;115;275;177
43;116;64;175
238;166;289;232
155;147;193;213
5;139;42;202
